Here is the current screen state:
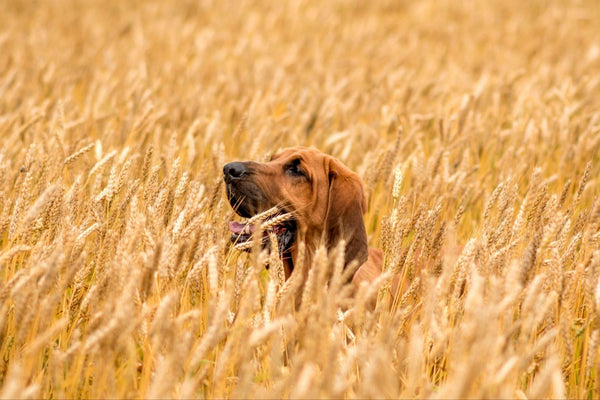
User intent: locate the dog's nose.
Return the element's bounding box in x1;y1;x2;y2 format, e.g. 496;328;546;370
223;162;248;180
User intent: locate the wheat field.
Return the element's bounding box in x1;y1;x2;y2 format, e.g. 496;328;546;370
1;0;599;398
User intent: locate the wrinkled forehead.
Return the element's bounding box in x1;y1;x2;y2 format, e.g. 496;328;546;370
270;147;326;164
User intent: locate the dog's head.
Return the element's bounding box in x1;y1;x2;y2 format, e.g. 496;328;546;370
223;147;368;273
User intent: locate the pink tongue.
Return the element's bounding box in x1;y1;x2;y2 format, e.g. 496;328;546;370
229;221;253;234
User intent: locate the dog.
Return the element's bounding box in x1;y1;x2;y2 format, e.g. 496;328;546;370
223;147;383;299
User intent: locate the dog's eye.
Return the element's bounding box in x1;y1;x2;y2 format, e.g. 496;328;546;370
285;159;306;178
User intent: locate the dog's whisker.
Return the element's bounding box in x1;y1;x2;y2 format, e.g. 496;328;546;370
232;194;247;212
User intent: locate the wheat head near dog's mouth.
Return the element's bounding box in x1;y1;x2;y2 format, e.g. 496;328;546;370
227;208;296;253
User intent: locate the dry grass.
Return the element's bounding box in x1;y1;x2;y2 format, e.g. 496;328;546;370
1;0;600;398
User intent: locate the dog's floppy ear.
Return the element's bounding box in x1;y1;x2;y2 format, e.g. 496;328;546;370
324;156;369;270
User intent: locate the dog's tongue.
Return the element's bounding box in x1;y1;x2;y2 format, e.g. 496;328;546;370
229;221;253;234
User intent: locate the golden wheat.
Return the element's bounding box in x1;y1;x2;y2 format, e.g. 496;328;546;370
0;0;599;398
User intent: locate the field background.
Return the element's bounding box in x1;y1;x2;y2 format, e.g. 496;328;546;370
1;0;600;398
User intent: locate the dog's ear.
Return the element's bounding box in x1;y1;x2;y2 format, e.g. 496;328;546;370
324;157;369;270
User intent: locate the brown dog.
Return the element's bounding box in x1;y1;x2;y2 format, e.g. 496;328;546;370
223;147;382;295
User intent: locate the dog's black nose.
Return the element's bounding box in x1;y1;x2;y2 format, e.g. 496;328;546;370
223;162;248;180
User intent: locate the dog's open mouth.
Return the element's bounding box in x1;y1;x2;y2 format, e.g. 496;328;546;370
228;208;297;255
